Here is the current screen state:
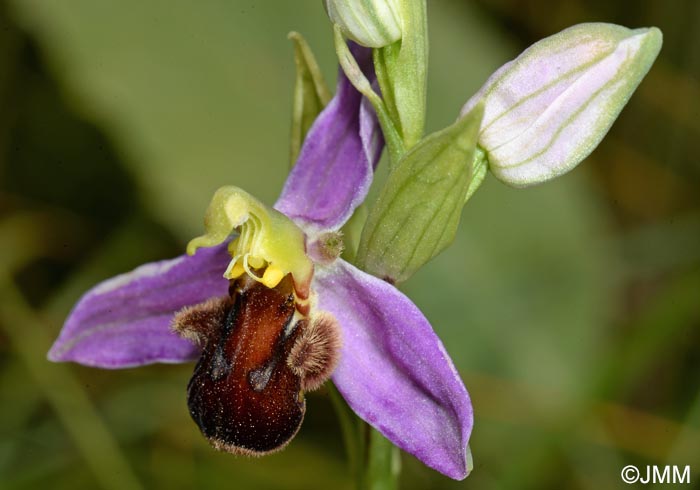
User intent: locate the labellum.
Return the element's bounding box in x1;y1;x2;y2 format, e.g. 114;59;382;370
172;273;340;455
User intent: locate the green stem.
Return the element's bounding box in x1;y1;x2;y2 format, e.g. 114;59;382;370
328;382;366;489
372;46;402;139
0;276;144;490
328;384;400;490
373;0;428;151
365;428;401;490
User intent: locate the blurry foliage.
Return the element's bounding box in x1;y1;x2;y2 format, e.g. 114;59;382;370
0;1;698;489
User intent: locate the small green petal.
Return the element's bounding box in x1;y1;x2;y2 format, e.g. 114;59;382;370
334;26;404;162
288;32;331;167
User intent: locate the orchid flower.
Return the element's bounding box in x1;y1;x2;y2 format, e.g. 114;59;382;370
47;46;473;480
47;11;663;484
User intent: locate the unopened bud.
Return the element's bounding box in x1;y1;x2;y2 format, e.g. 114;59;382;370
324;0;402;48
461;23;662;187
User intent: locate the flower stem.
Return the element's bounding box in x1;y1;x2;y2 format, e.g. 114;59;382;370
373;0;428;152
365;427;401;490
328;382;401;489
328;382;365;489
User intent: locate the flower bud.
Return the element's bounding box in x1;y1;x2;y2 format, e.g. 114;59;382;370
460;23;662;187
324;0;401;48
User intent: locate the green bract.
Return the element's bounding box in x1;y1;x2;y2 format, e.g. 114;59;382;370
357;102;484;283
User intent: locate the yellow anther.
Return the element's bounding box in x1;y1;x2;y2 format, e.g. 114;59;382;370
261;266;285;289
225;260;246;279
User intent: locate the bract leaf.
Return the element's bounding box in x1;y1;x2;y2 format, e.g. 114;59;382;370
358;102;484;283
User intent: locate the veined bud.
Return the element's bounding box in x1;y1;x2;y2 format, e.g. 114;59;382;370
324;0;402;48
460;23;662;187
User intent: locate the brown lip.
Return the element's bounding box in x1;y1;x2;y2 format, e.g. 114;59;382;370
183;274;305;455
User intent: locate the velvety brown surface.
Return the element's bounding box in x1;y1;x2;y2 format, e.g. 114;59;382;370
186;274;305;455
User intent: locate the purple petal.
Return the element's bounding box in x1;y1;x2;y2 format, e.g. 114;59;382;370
314;260;473;480
48;244;230;368
275;44;383;233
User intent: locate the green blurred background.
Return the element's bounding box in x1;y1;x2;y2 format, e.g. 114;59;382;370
1;1;698;489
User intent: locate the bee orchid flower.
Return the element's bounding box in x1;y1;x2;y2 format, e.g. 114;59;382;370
48;45;473;480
